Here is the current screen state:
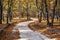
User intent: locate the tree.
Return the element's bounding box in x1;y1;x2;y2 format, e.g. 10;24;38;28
7;0;13;23
26;0;30;20
26;2;29;20
0;0;3;24
44;0;49;25
36;0;43;22
51;0;57;26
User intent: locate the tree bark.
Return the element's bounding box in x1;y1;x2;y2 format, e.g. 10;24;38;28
7;0;13;24
51;0;57;26
44;0;49;25
0;0;3;24
26;2;29;20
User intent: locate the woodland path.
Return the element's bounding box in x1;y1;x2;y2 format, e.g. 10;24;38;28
13;18;52;40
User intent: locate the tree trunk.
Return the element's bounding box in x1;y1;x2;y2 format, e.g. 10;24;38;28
0;0;3;24
36;0;43;22
44;0;49;25
7;0;13;24
9;0;13;22
51;0;57;26
39;9;42;22
26;2;29;20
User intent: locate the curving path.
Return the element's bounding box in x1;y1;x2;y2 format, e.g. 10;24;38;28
13;18;53;40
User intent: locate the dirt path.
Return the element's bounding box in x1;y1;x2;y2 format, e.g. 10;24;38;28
14;18;52;40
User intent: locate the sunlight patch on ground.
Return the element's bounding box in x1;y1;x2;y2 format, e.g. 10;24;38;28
20;38;29;40
51;38;56;40
16;38;29;40
12;30;16;31
19;30;32;32
44;38;56;40
30;18;38;21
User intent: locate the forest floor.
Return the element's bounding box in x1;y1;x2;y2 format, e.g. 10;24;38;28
0;18;27;40
0;24;6;29
0;18;60;40
0;23;20;40
29;20;60;40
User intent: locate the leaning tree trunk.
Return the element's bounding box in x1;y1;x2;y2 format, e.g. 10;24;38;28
0;0;3;24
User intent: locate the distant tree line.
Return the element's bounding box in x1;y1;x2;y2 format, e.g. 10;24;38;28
0;0;60;25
